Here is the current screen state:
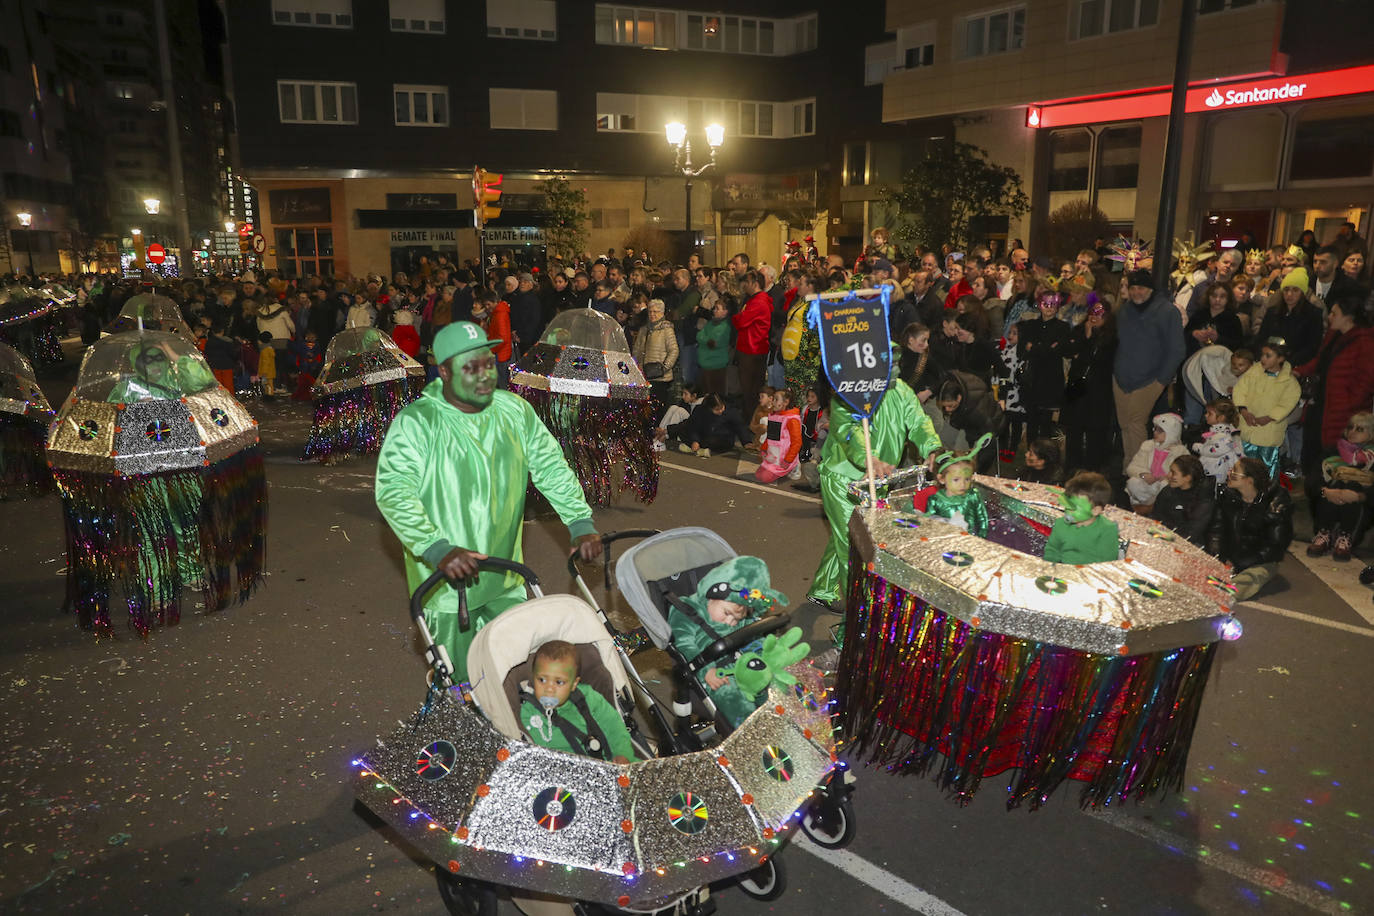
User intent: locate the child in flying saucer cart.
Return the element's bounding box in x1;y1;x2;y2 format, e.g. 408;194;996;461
922;434;994;537
1044;471;1120;565
667;555;807;728
518;639;637;764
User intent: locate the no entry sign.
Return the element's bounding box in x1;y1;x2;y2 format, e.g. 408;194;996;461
809;286;893;419
146;243;166;265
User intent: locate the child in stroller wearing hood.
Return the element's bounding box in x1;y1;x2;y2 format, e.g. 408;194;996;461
667;555;808;728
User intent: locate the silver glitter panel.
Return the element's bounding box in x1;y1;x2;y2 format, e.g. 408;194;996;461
316;350;424;396
187;388;260;464
46;401;119;472
623;749;758;874
111;399;203;474
511;343;649;401
0;371;53;420
850;475;1235;656
723;686;834;830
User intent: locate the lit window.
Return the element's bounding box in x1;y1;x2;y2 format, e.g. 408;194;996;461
960;6;1026;58
395;85;449;126
489;88;558;130
487;0;557;41
271;0;353;28
390;0;444;32
277;81;358;124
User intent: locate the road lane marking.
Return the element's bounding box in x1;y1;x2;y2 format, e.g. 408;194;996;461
1086;810;1344;914
1241;600;1374;638
1286;544;1374;626
660;459;820;504
793;835;969;915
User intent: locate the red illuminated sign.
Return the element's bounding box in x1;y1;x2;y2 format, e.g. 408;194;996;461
1031;64;1374;129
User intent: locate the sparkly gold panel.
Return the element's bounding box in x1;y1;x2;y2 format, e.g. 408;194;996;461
849;476;1235;656
187;387;260;464
45;401;119;472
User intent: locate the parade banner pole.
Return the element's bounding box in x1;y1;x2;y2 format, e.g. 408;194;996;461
861;416;878;509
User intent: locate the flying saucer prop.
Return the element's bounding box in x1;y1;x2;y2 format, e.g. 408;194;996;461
38;282;78;308
0;285;64;367
0;342;54;496
509;309;657;506
835;476;1239;809
302;327;424;462
105;292;196;343
46;331;266;637
354;663;835;910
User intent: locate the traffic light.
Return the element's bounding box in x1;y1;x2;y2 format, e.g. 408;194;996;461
472;166;503;228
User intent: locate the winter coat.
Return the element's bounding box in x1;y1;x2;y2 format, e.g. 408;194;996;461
1114;291;1185;392
940;369;1004;447
1059;323;1117;429
732;291;772;355
1183;305;1244;356
1252;299;1323;368
485;300;513;363
509;289;543;352
256;304;296;342
1151;484;1214;547
1294;325;1374;450
1232;362;1301;448
1207;484;1294;571
346;302;377;329
1016;316;1071;410
1125;412;1189;479
632;318;678;381
696;317;732;371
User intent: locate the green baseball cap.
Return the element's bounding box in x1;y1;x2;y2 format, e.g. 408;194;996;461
433;321;502;365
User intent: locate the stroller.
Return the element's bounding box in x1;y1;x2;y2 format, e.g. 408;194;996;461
354;535;845;916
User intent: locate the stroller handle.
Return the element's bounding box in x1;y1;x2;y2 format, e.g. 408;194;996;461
409;557;543;628
692;613;793;671
565;528;661;578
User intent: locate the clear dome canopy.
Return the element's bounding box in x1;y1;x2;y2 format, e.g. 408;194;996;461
75;330;217;402
539;308;632;352
325;327;400;363
117;293;183;325
0;341;36;378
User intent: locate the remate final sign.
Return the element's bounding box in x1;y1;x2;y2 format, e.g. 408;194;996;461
1029;64;1374;129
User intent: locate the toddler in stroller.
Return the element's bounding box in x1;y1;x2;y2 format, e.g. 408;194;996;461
519;638;638;763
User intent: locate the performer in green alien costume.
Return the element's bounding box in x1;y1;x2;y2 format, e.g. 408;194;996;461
375;321;603;682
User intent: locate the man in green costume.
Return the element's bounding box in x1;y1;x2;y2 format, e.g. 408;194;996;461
375;321;602;682
807;379;941;607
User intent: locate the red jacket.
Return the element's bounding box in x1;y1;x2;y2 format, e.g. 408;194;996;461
943;278;972;310
486;300;513;362
1295;325;1374;449
391;324;421;358
732;290;773;355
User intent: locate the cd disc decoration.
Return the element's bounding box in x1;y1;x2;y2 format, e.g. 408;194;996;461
509;309;657;507
0;341;54;496
835;475;1239;808
302;327;424;462
353;659;836;911
46;330;267;638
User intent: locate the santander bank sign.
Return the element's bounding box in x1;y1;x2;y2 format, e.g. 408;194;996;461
1032;64;1374;129
1198;79;1309;109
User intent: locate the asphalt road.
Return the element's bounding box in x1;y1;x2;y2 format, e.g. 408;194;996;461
2;365;1372;916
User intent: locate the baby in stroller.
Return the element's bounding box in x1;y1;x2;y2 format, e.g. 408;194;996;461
666;555;808;728
520;639;638;763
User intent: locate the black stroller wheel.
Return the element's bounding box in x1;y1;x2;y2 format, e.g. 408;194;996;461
800;794;857;849
435;866;498;916
735;854;786;901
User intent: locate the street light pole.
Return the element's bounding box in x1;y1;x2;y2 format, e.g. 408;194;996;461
15;212;34;277
666;122;724;255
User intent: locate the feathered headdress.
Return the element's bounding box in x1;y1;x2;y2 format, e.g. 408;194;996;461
1106;237;1153;271
1172;232;1215;267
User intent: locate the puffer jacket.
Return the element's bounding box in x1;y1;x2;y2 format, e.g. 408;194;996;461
1231;361;1301;448
1294;325;1374;449
632;318;679;382
1207;484;1293;571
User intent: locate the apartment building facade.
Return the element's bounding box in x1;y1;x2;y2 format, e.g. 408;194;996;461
874;0;1374;254
223;0;941;277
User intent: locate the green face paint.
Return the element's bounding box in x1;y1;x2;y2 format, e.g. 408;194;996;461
1059;490;1096;523
445;353;498;410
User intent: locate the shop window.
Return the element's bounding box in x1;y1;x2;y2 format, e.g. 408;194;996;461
390;0;444;33
1096;125;1141;189
960;5;1026;58
1204;109;1283;189
487;0;556;40
1289;102;1374;183
275;227;334;278
1048;129;1091;192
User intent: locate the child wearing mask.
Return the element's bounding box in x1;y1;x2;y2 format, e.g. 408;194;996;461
1045;471;1121;564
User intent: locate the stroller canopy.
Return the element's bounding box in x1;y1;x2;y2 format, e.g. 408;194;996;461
614;527;738;650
